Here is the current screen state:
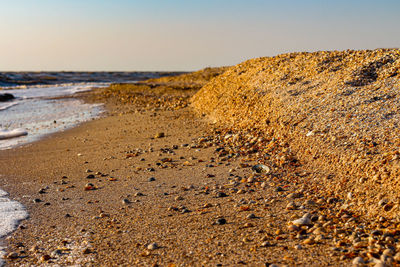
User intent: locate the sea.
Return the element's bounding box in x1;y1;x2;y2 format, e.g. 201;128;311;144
0;71;180;264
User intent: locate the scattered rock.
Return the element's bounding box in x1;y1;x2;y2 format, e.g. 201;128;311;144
215;218;227;225
147;242;159;250
251;164;271;174
292;215;312;226
3;252;18;259
0;93;15;102
155;132;165;138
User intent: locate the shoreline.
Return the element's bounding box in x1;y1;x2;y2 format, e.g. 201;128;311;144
0;67;398;266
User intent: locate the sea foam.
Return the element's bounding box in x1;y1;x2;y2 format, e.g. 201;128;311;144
0;189;28;266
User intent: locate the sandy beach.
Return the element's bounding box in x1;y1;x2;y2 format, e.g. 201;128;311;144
1;51;400;266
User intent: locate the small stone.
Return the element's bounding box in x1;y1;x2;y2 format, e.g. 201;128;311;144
303;238;315;245
287;225;299;231
246;213;256;219
393;252;400;261
216;192;228;198
38;188;46;194
4;252;18;259
82;247;92;254
275;186;284;192
148;177;156;182
122;199;131;205
294;244;302;250
287;193;302;199
51;249;63;257
383;248;394;256
243;222;254;228
147;243;159;250
215;218;227;225
251;164;271;174
84;183;95;191
86;174;95;179
29;245;39;253
260;241;271;247
33;198;42;203
175;196;184;201
352;256;365;265
40;254;51;262
181;208;191;213
135;192;144;196
292;216;312;226
155;132;165;138
242;237;252;242
286;202;296;210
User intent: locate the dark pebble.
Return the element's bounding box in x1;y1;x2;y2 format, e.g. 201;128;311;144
275;186;284;192
216;192;228;198
216;218;227;225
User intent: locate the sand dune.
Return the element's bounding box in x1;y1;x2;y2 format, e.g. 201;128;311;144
192;49;400;217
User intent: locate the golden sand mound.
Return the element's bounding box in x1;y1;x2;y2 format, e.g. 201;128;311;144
192;49;400;217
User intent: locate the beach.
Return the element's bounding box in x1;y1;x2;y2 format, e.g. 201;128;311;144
1;50;400;266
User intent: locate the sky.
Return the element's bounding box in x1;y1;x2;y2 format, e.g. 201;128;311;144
0;0;399;71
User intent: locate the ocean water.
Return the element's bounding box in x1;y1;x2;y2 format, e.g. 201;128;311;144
0;82;109;264
0;83;107;149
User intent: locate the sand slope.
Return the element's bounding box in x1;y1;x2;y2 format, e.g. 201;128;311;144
192;49;400;217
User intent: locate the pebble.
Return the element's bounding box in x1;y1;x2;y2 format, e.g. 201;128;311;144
303;238;315;245
275;186;284;192
286;193;302;199
148;177;156;182
51;249;63;257
260;241;271;247
246;213;256;219
382;248;394;256
287;225;299;231
40;254;51;262
122;198;131;205
84;183;96;191
147;243;159;250
394;252;400;261
82;247;92;254
175;196;184;201
352;256;365;265
4;252;18;259
292;216;312;226
251;164;271;174
286;202;296;210
216;192;228;198
294;244;302;250
155;132;165;138
215;218;227;225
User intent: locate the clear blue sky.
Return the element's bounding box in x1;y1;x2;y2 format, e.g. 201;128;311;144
0;0;399;71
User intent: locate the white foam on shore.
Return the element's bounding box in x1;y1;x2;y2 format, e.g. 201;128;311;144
0;102;18;112
0;129;28;140
0;189;28;266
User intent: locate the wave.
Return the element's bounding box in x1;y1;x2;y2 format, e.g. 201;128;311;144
0;129;28;140
0;102;19;112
